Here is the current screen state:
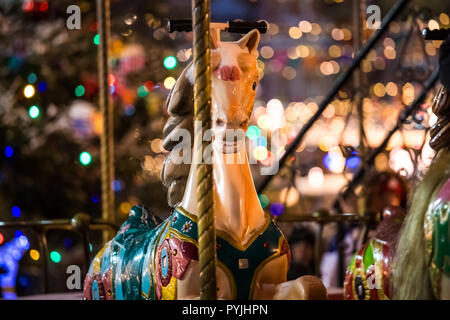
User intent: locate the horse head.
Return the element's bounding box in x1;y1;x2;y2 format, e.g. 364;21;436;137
162;29;260;206
197;29;260;153
210;30;259;131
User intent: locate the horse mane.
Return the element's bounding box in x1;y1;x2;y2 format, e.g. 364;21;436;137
160;61;194;207
392;151;450;299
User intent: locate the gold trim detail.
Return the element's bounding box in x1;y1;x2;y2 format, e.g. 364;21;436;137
92;245;107;274
168;228;198;245
175;206;198;223
248;235;285;299
150;220;170;299
217;260;237;300
161;275;177;300
216;214;271;252
176;206;272;252
372;239;388;300
352;247;370;300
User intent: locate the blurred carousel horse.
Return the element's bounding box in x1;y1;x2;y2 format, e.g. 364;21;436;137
344;85;450;300
83;30;327;300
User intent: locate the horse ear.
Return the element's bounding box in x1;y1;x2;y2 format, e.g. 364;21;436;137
211;29;219;49
237;29;260;54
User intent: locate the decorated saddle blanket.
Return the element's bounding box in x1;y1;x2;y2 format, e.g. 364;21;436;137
84;205;290;300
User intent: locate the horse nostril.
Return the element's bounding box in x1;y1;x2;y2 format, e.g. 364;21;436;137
231;66;240;81
216;66;240;81
217;66;230;81
216;119;225;126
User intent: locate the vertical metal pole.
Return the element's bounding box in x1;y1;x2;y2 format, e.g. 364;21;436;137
353;0;366;154
37;230;49;293
336;0;366;287
314;223;324;277
82;230;91;276
192;0;217;300
97;0;115;241
336;222;346;286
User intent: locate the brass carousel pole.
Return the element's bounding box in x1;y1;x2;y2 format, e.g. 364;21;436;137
353;0;366;154
191;0;217;300
97;0;115;241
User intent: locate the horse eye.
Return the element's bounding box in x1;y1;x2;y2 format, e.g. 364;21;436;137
252;82;257;91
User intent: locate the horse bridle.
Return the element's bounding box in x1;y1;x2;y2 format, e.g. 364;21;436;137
429;85;450;152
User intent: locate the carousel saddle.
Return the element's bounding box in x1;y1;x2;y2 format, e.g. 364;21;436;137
84;205;290;300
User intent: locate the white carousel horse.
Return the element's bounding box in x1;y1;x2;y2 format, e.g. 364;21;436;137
83;29;326;300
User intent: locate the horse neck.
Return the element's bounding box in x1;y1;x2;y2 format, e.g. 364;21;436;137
179;140;265;241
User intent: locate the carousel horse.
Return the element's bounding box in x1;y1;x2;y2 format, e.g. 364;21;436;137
344;85;450;300
340;171;407;295
83;29;327;300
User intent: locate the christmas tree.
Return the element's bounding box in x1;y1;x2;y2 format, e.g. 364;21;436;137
0;0;195;295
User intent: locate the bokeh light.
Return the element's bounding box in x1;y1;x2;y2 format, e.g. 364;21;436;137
137;85;149;97
23;84;35;98
247;125;261;140
28;105;40;119
288;26;302;39
38;81;47;92
253;146;268;161
323;150;345;173
346;156;360;169
258;194;269;208
257;114;271;129
270;202;285;216
27;73;37;84
150;138;164;153
50;251;61;263
5;146;14;158
12;206;21;218
428;19;439;31
113;180;123;192
298;20;312;33
75;85;85;97
163;77;176;90
79;151;92;166
440;13;450;25
120;202;132;215
260;46;274;59
93;34;100;45
163;56;177;69
308;167;324;188
280;187;300;207
30;249;40;261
